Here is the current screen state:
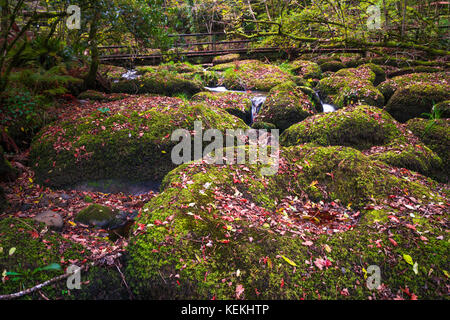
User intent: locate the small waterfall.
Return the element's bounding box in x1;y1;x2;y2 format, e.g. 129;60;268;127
250;96;267;123
205;86;267;123
204;86;229;92
122;69;140;80
314;90;336;113
322;103;336;113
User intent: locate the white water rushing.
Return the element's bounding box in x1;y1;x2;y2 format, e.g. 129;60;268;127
205;86;267;123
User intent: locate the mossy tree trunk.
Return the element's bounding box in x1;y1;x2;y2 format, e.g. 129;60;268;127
84;7;101;90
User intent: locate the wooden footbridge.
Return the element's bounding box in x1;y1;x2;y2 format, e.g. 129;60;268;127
98;32;365;66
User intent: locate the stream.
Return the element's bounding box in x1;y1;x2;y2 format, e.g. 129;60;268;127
204;86;337;122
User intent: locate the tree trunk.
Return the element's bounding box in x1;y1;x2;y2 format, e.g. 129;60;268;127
84;8;101;89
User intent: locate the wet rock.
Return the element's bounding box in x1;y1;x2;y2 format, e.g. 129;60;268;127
75;204;119;228
75;204;138;232
33;211;64;230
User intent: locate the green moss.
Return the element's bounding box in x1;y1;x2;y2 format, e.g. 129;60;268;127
222;60;292;91
406;118;450;181
251;122;277;130
317;75;384;109
30;101;248;188
280;105;401;150
386;83;449;123
368;143;444;182
361;210;389;224
75;204;118;227
377;72;449;102
0;217;88;299
98;64;127;81
78;90;128;102
319;60;345;72
125;144;445;299
254;84;316;131
213;54;240;65
191;91;252;123
183;70;219;87
433;100;450;118
111;68;203;97
290;60;322;79
335;66;376;84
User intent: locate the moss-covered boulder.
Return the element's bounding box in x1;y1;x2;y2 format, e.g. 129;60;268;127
30;97;248;188
125;144;447;299
290;60;322;79
334;64;385;85
367;143;443;182
280;105;444;179
250;121;277;130
213;54;240;65
317;74;384;109
75;204;119;228
253;83;316;131
184;70;220;87
222;60;291;91
0;217;88;299
319;60;346;72
385;83;450;123
377;72;449;102
99;64;127;81
111;67;203;97
77;90;128;102
191;91;252;123
406;118;450;181
280;105;400;150
434;100;450;118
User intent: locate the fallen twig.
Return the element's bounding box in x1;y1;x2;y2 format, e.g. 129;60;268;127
0;271;73;300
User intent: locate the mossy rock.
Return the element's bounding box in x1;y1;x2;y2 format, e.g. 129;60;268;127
75;204;119;228
280;105;401;150
290;60;322;79
210;61;237;72
280;105;444;180
385;83;450;123
290;75;312;87
125;144;445;299
335;66;376;84
250;121;277;130
359;63;386;85
335;64;385;85
388;66;443;78
406;118;450;181
30;100;249;188
368;143;444;182
0;217;88;299
434;100;450;118
213;54;240;65
253;84;316;131
191;91;252;123
182;70;220;87
317;75;384;109
318;60;345;72
156;62;203;74
222;60;292;91
78;90;128;102
99;64;127;81
377;72;449;102
111;69;203;97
